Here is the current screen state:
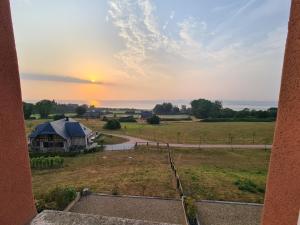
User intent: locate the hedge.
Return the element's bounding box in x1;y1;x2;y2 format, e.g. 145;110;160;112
30;156;64;169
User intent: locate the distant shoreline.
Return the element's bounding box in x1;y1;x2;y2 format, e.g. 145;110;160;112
23;99;278;111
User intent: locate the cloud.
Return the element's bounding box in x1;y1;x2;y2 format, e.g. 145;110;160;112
21;73;108;85
107;0;287;79
163;10;175;30
108;0;180;76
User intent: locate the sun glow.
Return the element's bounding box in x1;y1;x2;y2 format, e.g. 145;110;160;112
88;99;101;107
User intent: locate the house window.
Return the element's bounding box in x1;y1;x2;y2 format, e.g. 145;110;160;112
54;142;64;147
43;142;49;148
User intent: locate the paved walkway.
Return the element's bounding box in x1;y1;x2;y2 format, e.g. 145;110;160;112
70;194;186;225
103;133;272;151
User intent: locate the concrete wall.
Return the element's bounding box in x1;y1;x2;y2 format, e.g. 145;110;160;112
261;1;300;225
0;1;37;224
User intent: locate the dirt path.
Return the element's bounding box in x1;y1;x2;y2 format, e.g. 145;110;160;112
103;133;272;151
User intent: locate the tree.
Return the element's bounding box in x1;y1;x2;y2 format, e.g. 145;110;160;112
103;119;121;130
191;99;223;119
75;105;87;116
220;108;236;118
235;108;251;118
36;100;55;119
23;102;34;119
147;115;160;124
153;102;180;115
267;107;278;118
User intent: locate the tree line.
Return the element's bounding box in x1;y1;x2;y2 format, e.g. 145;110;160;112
23;100;89;119
153;99;277;121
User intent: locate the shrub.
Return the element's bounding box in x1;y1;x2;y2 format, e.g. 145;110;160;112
147;115;160;124
29;151;79;158
119;116;137;122
52;114;65;121
103;119;121;130
234;179;264;193
184;197;197;225
35;199;46;213
40;187;77;211
112;185;119;195
30;156;64;169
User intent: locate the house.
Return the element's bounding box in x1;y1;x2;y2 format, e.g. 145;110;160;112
29;117;96;152
140;111;153;120
83;109;102;119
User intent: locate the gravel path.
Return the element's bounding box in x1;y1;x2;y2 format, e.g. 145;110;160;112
70;194;186;225
196;201;263;225
103;133;272;151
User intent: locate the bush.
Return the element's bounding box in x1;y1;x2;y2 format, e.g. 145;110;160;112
234;179;265;193
30;156;64;169
112;185;119;195
184;197;198;225
119;116;137;122
35;199;46;213
147;115;160;124
29;151;79;158
52;114;65;121
38;187;77;211
103;119;121;130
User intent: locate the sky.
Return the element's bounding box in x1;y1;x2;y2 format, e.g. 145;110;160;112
11;0;291;106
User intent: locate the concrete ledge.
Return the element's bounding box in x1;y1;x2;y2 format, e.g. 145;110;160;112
92;192;181;202
64;192;81;212
30;210;180;225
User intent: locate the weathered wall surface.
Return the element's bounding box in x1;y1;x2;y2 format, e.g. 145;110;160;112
0;1;37;225
261;0;300;224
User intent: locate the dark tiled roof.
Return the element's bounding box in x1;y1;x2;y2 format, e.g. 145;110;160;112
29;118;92;139
65;122;86;137
29;122;56;138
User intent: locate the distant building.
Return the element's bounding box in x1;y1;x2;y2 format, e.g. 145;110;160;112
83;109;102;119
29;118;95;152
140;111;153;120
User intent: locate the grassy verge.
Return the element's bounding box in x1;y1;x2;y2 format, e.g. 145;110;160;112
95;134;128;145
174;148;270;203
32;149;178;200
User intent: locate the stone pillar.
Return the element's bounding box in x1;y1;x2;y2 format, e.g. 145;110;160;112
0;1;37;225
261;0;300;225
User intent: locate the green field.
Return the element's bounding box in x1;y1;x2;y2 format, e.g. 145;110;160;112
108;121;275;144
32;149;178;200
174;148;270;203
32;147;270;204
26;119;275;144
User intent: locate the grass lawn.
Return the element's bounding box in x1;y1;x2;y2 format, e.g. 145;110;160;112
95;134;129;145
32;149;178;200
109;121;275;144
173;148;270;203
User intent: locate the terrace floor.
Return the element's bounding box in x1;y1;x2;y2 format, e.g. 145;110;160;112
197;201;263;225
69;194;186;225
